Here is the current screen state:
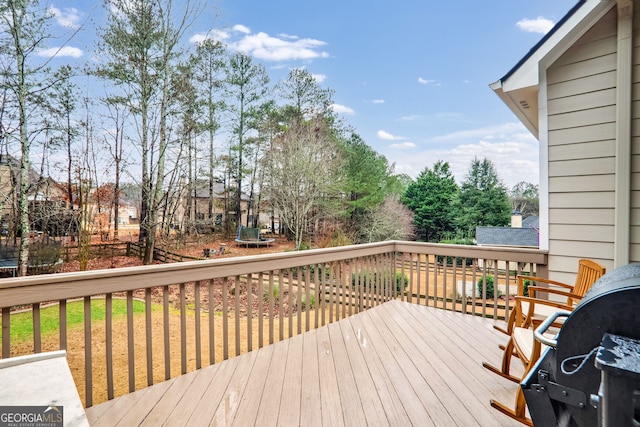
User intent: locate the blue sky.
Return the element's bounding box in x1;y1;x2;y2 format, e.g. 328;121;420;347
46;0;578;188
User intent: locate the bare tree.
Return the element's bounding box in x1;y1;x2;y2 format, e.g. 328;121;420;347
510;181;539;218
359;196;415;243
0;0;56;275
48;65;80;240
262;115;341;249
101;97;129;240
96;0;200;263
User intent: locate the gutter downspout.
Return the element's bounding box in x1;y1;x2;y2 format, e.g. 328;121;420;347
614;0;633;268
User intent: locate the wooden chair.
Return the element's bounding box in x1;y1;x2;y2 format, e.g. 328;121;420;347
484;260;605;425
483;259;605;382
494;258;606;335
490;308;572;426
489;324;548;426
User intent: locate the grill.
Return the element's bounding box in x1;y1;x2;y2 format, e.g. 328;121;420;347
522;263;640;426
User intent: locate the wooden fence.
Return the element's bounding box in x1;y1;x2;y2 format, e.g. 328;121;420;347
63;242;200;263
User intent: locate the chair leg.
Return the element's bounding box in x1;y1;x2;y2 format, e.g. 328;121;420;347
490;390;533;427
493;324;509;335
483;336;521;383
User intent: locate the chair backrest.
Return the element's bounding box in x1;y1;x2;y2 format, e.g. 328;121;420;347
570;259;606;305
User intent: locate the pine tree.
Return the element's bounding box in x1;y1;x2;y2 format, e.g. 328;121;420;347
402;160;459;242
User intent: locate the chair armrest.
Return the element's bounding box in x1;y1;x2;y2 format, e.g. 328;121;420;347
514;295;573;312
528;286;582;302
518;276;574;289
516;274;574;297
513;295;573;328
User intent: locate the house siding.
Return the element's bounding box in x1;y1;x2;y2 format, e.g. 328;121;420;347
631;5;640;265
546;7;618;276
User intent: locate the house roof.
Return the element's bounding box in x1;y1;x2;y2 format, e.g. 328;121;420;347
522;215;539;229
499;1;586;84
489;0;614;137
475;225;539;248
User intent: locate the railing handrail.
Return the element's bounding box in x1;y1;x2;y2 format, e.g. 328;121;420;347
393;241;547;263
0;241;546;307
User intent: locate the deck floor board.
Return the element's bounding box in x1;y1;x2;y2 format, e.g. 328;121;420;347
254;338;289;426
185;354;241;427
315;323;345;427
85;301;522;426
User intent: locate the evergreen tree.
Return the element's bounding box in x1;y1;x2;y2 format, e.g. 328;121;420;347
340;133;402;242
342;134;391;215
225;52;270;228
455;157;511;236
401;161;459;242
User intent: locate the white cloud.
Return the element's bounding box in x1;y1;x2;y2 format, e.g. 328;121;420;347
312;73;326;83
233;24;251;34
49;6;83;29
232;30;329;62
431;122;528;142
331;104;354;115
37;46;83;58
377;130;404;141
190;29;230;44
278;33;299;40
372;99;385;104
390;142;416;149
387;122;539;187
516;17;555;34
418;77;437;85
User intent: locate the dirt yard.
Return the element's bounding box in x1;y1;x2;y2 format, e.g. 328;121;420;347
61;234;295;273
11;235;299;407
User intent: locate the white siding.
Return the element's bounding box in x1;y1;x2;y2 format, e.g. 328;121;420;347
546;7;618;278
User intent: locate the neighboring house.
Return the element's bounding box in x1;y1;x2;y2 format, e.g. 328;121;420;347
178;180;251;230
491;0;635;282
0;156;68;234
475;212;539;293
87;193;139;236
116;195;139;226
476;212;540;249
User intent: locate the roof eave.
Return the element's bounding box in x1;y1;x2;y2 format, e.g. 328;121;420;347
490;82;540;138
491;0;615;134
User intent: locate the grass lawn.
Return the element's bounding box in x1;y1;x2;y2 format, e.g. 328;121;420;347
0;298;147;345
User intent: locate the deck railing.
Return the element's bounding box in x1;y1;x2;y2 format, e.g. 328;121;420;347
0;240;546;407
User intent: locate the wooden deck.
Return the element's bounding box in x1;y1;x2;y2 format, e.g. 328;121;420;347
85;301;523;426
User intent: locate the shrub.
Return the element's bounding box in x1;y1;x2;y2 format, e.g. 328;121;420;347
264;284;280;302
523;279;530;297
352;270;408;293
301;292;315;310
477;275;497;299
437;238;476;267
298;241;311;251
289;264;330;280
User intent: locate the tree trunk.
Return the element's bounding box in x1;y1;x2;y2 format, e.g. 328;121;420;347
17;41;30;276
